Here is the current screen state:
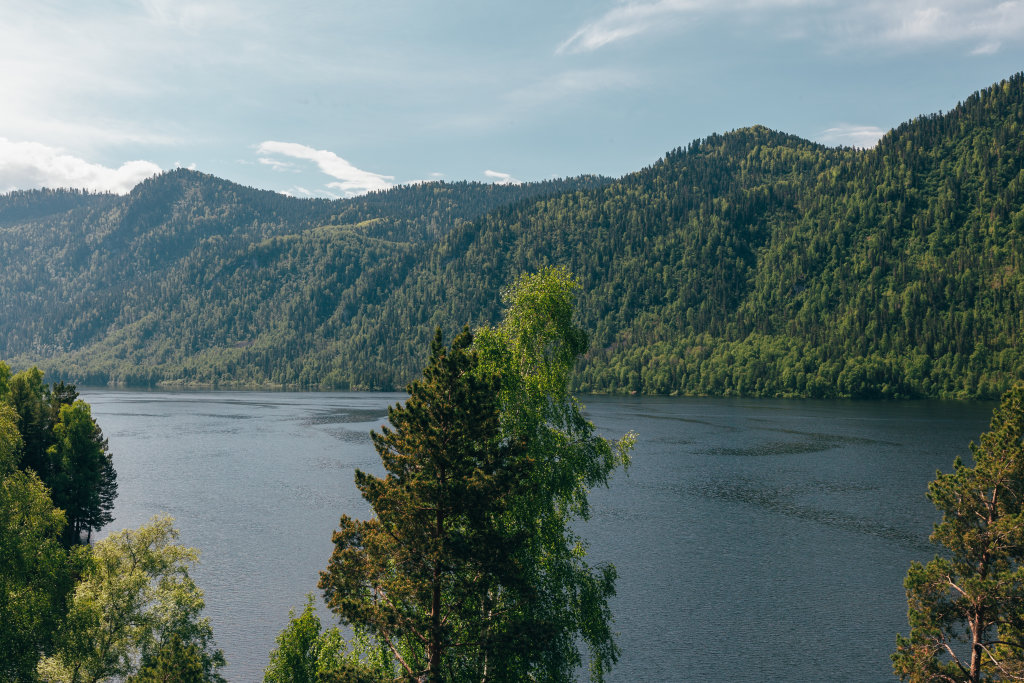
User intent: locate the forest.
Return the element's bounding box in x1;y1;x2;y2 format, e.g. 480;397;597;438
4;74;1024;398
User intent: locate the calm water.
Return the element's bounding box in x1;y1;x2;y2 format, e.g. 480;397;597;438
80;390;994;682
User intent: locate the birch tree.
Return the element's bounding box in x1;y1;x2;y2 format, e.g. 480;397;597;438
38;516;225;683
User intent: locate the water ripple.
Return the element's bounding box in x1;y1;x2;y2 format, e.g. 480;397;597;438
696;479;933;552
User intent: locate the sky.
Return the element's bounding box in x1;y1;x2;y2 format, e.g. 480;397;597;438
2;1;1024;198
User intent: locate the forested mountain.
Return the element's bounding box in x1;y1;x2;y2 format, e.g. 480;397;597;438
4;74;1024;398
0;172;610;381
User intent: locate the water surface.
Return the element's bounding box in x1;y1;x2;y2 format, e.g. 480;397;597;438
81;390;994;682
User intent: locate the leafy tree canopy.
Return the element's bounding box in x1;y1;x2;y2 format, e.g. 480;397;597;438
473;267;634;681
38;515;225;683
0;402;77;680
264;594;389;683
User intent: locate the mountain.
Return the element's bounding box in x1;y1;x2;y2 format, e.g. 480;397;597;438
1;172;612;385
4;73;1024;399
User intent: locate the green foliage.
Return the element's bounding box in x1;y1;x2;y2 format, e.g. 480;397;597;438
0;170;608;389
6;75;1024;398
893;383;1024;682
317;270;635;681
320;328;529;681
3;367;116;546
0;368;216;682
0;401;21;472
0;360;10;401
474;267;634;681
47;400;117;545
0;373;122;678
265;596;324;683
37;515;225;683
266;597;322;683
126;633;212;683
0;402;77;680
264;595;390;683
10;367;51;477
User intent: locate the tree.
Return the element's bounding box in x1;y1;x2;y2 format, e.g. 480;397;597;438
320;269;634;682
265;597;323;683
4;370;115;546
49;381;81;423
0;403;77;680
48;400;117;545
893;383;1024;682
264;595;389;683
126;634;211;683
37;515;225;683
319;328;529;682
0;360;10;400
9;367;51;478
472;267;634;681
0;401;21;473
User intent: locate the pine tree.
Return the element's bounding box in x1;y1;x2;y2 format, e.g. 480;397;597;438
319;328;527;682
894;383;1024;681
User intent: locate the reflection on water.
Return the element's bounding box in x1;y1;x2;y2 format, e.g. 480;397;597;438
81;390;994;682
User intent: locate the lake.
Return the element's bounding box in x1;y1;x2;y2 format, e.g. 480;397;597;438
79;390;995;682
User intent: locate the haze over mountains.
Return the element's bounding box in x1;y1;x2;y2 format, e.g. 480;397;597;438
4;73;1024;399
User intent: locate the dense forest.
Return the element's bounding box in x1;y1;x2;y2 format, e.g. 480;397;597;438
5;74;1024;398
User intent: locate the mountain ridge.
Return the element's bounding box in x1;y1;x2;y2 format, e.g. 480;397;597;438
4;73;1024;398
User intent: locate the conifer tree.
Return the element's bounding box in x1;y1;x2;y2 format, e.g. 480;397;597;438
894;383;1024;682
48;400;117;545
9;367;51;478
319;328;527;682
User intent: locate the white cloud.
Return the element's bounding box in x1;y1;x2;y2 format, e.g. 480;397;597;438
257;141;394;197
971;40;1002;55
816;124;886;149
558;0;1024;54
867;1;1024;48
484;170;521;185
258;157;297;172
0;138;161;194
557;0;697;54
557;0;816;54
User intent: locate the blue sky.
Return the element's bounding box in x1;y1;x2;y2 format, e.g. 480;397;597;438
2;1;1023;197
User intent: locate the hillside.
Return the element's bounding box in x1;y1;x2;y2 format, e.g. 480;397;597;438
4;74;1024;398
0;173;610;383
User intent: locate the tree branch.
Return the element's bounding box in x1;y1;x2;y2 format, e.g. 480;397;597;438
377;624;417;679
941;641;969;677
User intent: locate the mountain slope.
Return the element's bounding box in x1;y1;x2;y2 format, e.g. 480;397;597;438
1;172;610;373
4;73;1024;398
